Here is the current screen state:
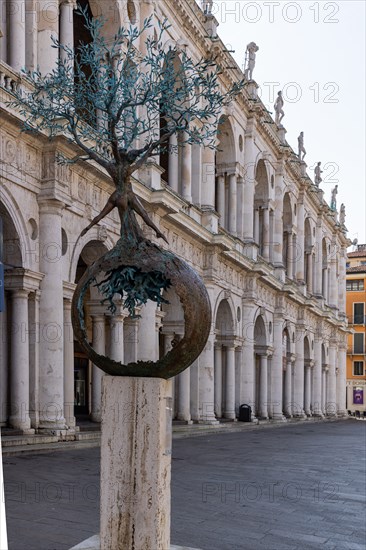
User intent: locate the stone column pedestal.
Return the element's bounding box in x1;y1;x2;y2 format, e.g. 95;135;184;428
100;376;172;550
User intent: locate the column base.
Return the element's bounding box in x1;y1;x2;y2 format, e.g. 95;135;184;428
198;419;220;425
271;414;287;423
336;410;347;418
90;413;102;423
176;417;193;425
69;534;202;550
9;418;34;434
223;414;237;421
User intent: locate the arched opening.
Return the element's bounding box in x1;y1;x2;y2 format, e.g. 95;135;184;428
215;116;236;233
0;202;30;431
253;315;268;418
282;192;293;277
214;299;235;420
73;0;96;126
73;240;109;423
159;51;192;201
254;160;271;259
161;288;189;421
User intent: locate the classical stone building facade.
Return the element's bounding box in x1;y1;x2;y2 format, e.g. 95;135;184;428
0;0;349;435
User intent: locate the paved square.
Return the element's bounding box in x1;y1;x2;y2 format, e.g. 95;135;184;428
2;420;366;550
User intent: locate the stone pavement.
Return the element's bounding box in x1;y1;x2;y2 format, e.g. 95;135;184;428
2;420;366;550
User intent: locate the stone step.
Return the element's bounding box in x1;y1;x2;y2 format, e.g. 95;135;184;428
75;432;101;441
1;434;59;447
2;439;100;457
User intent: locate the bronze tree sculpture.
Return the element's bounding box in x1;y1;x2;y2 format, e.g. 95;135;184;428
8;8;244;378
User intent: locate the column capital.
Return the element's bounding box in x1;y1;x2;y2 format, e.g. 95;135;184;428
37;197;65;215
60;0;77;6
12;288;30;299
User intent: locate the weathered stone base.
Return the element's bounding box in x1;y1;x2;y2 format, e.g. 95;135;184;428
69;535;202;550
100;376;172;550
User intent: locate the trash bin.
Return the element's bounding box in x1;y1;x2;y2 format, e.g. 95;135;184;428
238;404;251;422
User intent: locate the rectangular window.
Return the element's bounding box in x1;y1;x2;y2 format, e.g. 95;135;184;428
354;333;364;354
353;361;364;376
347;280;365;291
354;303;365;324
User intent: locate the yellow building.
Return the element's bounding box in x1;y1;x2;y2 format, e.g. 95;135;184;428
346;245;366;414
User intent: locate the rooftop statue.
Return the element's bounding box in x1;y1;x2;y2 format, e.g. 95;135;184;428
330;185;338;211
339;203;346;225
314;162;323;186
244;42;259;81
274;91;285;125
298;131;306;161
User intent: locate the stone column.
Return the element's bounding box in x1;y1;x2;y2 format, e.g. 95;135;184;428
284;357;293;417
138;301;158;362
224;346;236;420
304;362;312;416
287;232;294;279
214;344;222;418
323;267;329;302
0;294;8;426
337;344;347;416
271;318;285;420
307;252;313;294
228;173;237;236
329;254;338;308
254;209;260;245
259;354;268;419
177;368;192;423
10;289;33;433
326;342;337;416
216;175;225;226
241;314;255;418
201;147;216;209
181;134;192;202
273;163;284;267
293;328;305;417
296;198;305;281
38;199;66;431
338;246;347;316
199;329;218;424
25;0;37;72
37;0;59;74
322;368;327;415
100;377;172;550
314;219;323;296
236;177;244;239
91;315;106;423
60;0;76;65
312;337;323;416
63;298;76;429
168;134;179;192
28;290;40;430
243;119;256;242
0;0;8;64
124;318;138;364
109;313;125;362
262;208;270;261
9;0;26;71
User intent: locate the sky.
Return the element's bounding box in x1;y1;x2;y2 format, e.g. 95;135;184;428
199;0;366;245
